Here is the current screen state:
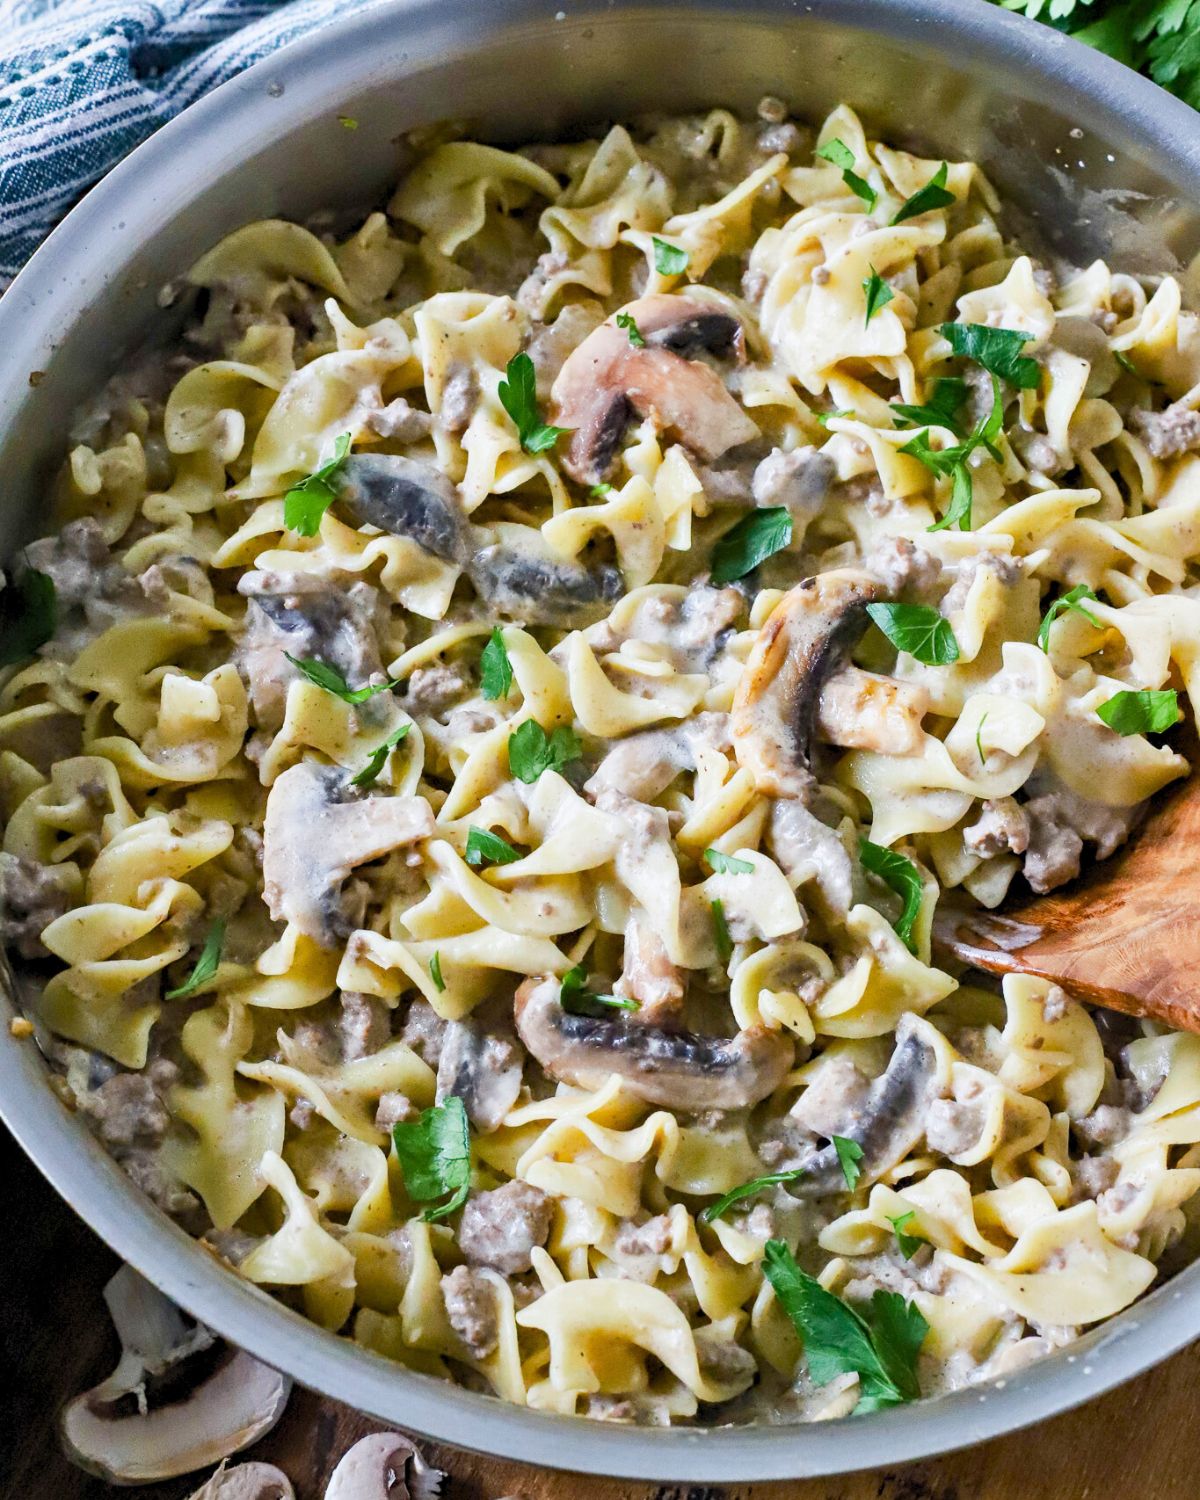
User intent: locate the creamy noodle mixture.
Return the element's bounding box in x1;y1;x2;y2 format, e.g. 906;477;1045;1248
6;101;1200;1425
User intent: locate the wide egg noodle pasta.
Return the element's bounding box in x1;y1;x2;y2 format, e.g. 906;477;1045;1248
7;99;1200;1426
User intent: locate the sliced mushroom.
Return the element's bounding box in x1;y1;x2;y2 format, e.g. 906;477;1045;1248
324;454;619;626
262;762;434;946
815;665;929;754
614;911;686;1026
731;568;882;800
783;1013;941;1197
188;1462;295;1500
324;1432;446;1500
551;293;759;483
237;572;385;730
60;1266;291;1484
436;1000;525;1132
585;712;731;802
335;454;471;564
514;975;792;1109
467;533;623;626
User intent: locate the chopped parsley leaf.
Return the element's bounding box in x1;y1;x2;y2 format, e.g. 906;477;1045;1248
166;920;226;1000
710;507;792;585
859;839;924;954
465;826;521;867
392;1096;471;1222
1096;688;1181;737
498;352;569;454
507;719;583;783
615;311;646;347
892;162;955;224
350;722;411;788
480;627;514;700
283;432;352;536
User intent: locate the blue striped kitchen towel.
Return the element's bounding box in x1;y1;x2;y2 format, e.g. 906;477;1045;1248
0;0;375;288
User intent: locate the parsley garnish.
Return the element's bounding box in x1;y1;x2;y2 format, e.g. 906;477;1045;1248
338;115;359;130
589;482;614;497
710;507;793;584
941;321;1040;389
616;311;646;347
862;267;895;325
889;1210;925;1260
816;408;855;427
429;951;445;992
890;377;968;433
699;1168;805;1225
833;1135;865;1192
285;654;399;704
892;162;955;224
0;566;56;668
652;236;689;276
859;839;924;954
994;1;1200;113
762;1240;928;1411
865;602;960;665
392;1096;471;1222
350;722;410;788
711;898;734;963
899;374;1003;531
559;963;638;1015
816;137;877;210
1096;688;1181;736
507;719;583;783
498;352;569;455
480;627;513;700
166;919;226;1000
465;826;521;866
1038;584;1101;652
704;848;755;875
1112;349;1160;383
283;432;352;536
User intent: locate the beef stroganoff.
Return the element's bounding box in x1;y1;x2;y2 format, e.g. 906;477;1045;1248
5;99;1200;1424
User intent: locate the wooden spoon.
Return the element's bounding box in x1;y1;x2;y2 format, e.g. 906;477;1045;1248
939;767;1200;1034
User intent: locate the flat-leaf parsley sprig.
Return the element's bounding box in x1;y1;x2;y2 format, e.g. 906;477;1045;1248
763;1240;928;1411
993;0;1200;112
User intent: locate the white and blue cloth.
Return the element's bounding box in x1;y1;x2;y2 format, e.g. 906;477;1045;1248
0;0;364;287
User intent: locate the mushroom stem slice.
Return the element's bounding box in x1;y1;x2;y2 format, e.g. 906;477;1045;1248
324;1432;446;1500
60;1266;291;1485
731;568;882;800
514;976;792;1110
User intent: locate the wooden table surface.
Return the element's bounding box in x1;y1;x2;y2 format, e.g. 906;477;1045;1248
7;1121;1197;1500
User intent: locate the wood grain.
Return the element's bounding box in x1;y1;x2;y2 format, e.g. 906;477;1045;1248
944;755;1200;1032
5;1122;1198;1500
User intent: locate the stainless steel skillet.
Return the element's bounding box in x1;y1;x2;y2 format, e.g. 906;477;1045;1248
2;0;1200;1479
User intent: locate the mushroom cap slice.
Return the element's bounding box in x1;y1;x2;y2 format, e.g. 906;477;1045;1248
731;567;882;801
467;535;623;626
262;763;434;946
550;293;759;484
334;454;471;564
188;1462;295;1500
324;1432;446;1500
60;1268;291;1485
514;976;792;1110
784;1013;945;1196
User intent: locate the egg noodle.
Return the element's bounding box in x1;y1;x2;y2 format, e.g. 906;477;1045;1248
5;100;1200;1424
